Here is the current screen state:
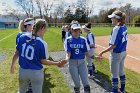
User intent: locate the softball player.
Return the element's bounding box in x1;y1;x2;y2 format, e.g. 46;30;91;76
82;22;96;78
16;18;34;46
64;23;99;93
61;25;66;42
10;19;66;93
98;10;127;93
64;20;82;40
15;18;34;93
64;25;71;40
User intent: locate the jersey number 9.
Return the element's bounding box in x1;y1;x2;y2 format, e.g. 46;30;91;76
75;49;79;54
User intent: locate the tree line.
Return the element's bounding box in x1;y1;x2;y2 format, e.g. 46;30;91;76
4;0;140;26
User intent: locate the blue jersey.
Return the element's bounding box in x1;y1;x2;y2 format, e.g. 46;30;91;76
16;30;31;45
64;36;90;59
109;25;128;53
16;33;49;70
86;32;95;48
16;31;26;45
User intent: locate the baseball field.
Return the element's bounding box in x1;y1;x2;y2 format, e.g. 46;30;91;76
0;27;140;93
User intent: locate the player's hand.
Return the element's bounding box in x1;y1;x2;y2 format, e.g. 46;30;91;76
98;52;103;57
57;59;67;67
10;65;16;74
95;56;103;62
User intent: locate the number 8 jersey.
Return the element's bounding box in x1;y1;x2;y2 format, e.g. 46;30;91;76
64;36;90;59
16;33;49;70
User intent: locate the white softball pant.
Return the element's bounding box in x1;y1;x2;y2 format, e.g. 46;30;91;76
18;68;44;93
110;51;127;78
86;48;95;70
69;59;90;88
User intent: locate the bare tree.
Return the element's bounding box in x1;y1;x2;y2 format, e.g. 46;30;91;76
43;1;54;23
4;8;21;21
119;3;132;24
87;0;94;22
35;0;43;18
15;0;34;18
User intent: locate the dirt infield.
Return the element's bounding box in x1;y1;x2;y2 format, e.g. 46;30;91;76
95;34;140;74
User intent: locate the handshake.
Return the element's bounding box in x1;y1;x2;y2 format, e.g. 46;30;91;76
56;59;68;67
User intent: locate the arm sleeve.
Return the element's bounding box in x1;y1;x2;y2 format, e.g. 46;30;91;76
84;39;90;52
109;26;121;45
40;42;49;59
64;39;71;52
16;36;21;51
88;33;95;45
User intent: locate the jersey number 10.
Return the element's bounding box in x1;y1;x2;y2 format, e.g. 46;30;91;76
21;43;34;60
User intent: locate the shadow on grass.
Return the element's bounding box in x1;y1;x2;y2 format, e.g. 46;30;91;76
92;70;128;93
92;70;112;92
42;68;56;93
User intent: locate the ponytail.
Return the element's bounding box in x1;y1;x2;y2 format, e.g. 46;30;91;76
31;19;47;46
18;19;25;31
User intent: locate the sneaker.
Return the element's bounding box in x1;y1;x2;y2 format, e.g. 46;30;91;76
84;85;90;93
74;87;80;93
88;75;94;79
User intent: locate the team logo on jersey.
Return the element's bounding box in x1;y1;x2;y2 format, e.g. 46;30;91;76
68;39;72;42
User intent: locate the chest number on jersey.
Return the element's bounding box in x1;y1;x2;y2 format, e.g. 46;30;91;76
75;49;79;54
21;43;34;60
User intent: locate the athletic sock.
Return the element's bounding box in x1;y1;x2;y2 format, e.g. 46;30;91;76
120;75;126;92
112;78;118;93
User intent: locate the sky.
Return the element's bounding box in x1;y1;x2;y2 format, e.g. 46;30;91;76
0;0;140;15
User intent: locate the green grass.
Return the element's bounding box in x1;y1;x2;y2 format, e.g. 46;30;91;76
0;26;140;93
0;28;71;93
90;27;140;36
94;59;140;93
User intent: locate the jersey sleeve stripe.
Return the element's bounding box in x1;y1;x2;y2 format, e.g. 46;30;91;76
88;33;94;44
109;26;120;45
39;38;49;59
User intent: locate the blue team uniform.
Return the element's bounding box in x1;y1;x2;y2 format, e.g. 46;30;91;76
109;25;128;93
86;32;95;48
64;35;90;91
109;25;127;53
16;33;49;70
86;32;96;76
64;36;90;59
16;31;31;46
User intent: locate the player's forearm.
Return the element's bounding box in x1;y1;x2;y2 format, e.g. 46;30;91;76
65;52;71;61
41;59;59;66
11;51;19;66
100;45;116;54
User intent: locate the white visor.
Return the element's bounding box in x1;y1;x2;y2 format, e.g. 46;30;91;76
71;24;81;30
24;20;34;25
108;13;120;19
82;25;90;31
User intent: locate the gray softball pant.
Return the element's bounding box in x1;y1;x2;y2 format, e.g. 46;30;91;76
110;51;127;78
18;68;44;93
69;59;90;88
86;48;95;70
